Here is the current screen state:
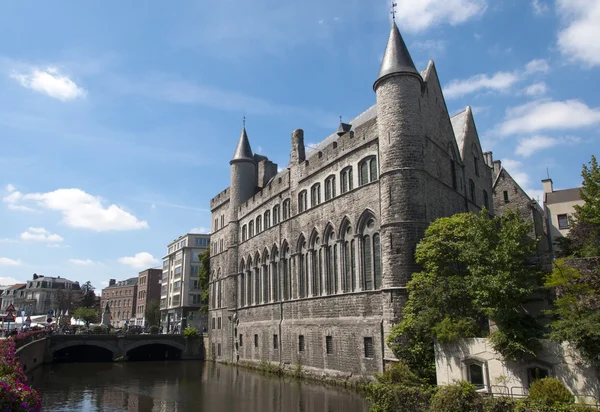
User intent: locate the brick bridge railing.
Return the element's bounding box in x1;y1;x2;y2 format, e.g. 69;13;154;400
44;334;205;362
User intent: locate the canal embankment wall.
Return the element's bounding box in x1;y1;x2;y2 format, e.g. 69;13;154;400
16;337;48;373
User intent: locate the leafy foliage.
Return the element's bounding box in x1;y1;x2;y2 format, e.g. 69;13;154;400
0;339;42;411
73;307;99;327
144;299;161;327
183;326;199;339
389;210;543;381
545;260;600;365
527;378;574;405
80;281;97;308
568;155;600;257
429;381;481;412
198;248;210;313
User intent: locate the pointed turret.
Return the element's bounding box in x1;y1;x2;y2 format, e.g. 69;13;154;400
373;21;419;90
230;127;254;164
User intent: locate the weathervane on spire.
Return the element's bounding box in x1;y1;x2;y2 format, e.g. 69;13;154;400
339;115;343;123
391;2;397;20
243;116;246;128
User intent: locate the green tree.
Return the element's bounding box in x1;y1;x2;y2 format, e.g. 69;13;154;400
80;281;97;308
198;248;210;314
144;299;161;327
568;155;600;257
73;307;99;327
389;210;543;382
545;259;600;365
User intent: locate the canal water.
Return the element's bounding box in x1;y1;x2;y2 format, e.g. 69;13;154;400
30;361;368;412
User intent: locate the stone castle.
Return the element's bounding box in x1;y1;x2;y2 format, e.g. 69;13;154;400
208;21;495;377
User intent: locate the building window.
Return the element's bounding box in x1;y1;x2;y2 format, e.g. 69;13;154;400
558;214;569;229
273;205;280;225
469;179;476;204
361;218;381;291
324;175;336;201
310;183;321;207
254;334;259;348
221;214;225;228
527;367;549;388
474;157;480;176
217;343;221;356
217;317;221;329
451;159;457;190
242;225;247;242
239;334;243;346
283;199;290;220
298;190;308;213
364;337;374;358
359;156;377;185
273;334;278;350
503;190;509;203
264;210;271;229
249;221;254;237
341;167;353;194
256;216;262;233
467;363;484;389
483;190;489;209
325;336;333;355
214;218;218;231
298;335;305;352
211;318;215;330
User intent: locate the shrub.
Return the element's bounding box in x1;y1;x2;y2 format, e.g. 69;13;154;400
149;325;159;335
366;382;433;412
515;399;594;411
92;325;108;334
0;339;42;412
12;330;50;350
183;327;199;339
528;378;574;405
482;397;518;412
375;362;427;386
429;381;482;412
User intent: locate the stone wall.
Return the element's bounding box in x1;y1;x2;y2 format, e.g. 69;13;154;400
16;338;48;374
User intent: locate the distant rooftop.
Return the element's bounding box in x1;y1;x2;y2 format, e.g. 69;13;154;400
546;188;582;205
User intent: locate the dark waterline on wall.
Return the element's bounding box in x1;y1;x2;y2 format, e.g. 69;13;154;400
31;361;368;412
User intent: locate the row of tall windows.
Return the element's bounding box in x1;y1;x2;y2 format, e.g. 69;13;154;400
241;202;289;242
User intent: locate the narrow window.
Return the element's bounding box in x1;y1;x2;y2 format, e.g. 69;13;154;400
363;235;372;290
256;216;262;233
273;205;280;225
298;335;305;352
211;318;215;330
557;214;569;229
527;367;549;388
370;158;378;181
503;190;509;203
467;364;484;388
451;160;457;190
298;191;307;213
325;336;333;355
217;343;221;356
311;183;321;207
249;221;254;237
483;190;489;210
360;160;369;186
344;241;351;292
254;334;258;348
469;179;476;204
364;337;374;358
283;200;290;219
474;157;480;176
240;273;245;307
350;239;356;292
373;233;381;290
218;317;221;329
273;334;279;350
239;334;243;347
264;210;270;229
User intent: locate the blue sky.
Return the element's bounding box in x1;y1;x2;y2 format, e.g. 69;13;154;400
1;0;599;289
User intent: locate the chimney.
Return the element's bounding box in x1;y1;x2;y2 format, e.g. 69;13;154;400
492;160;502;179
109;279;116;286
483;151;493;167
542;178;553;194
257;158;278;188
290;129;306;165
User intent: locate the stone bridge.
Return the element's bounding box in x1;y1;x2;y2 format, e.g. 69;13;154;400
44;334;205;361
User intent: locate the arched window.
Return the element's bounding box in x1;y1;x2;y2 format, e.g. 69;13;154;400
256;216;262;233
298;236;308;298
242;225;247;242
239;260;246;308
246;256;253;306
262;250;270;303
341;167;353;194
271;246;279;302
310;183;321;207
469;179;476;204
325;175;336;201
483;190;489;209
254;253;261;304
359;156;378;186
273;205;280;225
264;210;271;229
283;199;290;220
298;190;308;213
282;242;291;301
309;231;322;297
249;220;254;237
324;227;338;295
360;212;381;291
341;220;356;293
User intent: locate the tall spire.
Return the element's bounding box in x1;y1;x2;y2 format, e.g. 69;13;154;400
373;21;419;90
230;124;254;164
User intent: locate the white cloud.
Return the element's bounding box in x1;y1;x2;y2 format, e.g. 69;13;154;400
411;39;446;54
497;99;600;136
190;227;210;234
100;281;109;287
0;276;21;285
515;135;559;157
10;66;86;101
0;257;22;266
524;59;550;74
557;0;600;67
20;227;64;243
5;184;15;192
524;82;548;96
3;187;148;231
69;258;96;266
118;252;158;269
396;0;487;33
532;0;549;14
47;244;70;248
444;72;519;99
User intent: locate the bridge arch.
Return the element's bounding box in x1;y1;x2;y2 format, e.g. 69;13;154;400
51;340;117;357
124;340;186;354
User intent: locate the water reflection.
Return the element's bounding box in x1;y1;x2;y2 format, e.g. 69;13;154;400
32;361;368;412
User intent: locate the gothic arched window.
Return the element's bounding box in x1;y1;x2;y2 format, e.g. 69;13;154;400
359;212;381;291
309;231;322;297
249;220;254;237
341;166;353;194
273;205;280;225
264;210;271;229
359;156;378;186
242;225;247;242
310;183;321;207
239;259;246;307
469;179;476;204
256;215;262;234
262;250;270;303
298;236;308;298
325;175;336;201
324;227;338;295
341;219;356;293
298;190;308;213
282;242;291;301
283;199;291;220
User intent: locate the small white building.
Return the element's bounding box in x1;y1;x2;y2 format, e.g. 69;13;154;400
542;178;584;249
435;338;599;405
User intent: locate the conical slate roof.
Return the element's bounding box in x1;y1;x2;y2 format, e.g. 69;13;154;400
373;22;419;90
230;127;254;163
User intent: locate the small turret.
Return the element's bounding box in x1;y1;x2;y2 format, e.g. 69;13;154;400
229;126;257;218
230;127;254;165
373;21;420;91
290;129;306;165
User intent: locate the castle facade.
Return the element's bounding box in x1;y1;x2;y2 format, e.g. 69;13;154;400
208;22;494;377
